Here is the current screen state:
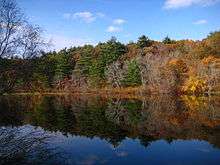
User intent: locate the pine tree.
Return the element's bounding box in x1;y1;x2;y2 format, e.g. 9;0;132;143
122;60;142;87
137;35;152;49
162;36;176;44
76;45;93;76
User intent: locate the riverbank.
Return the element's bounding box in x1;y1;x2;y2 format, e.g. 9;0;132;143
4;86;220;100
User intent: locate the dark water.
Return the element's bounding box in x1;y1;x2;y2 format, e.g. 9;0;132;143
0;95;220;165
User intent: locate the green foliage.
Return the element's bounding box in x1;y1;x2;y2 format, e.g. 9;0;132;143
122;60;142;87
124;100;142;125
50;50;73;82
99;37;127;65
1;32;220;94
76;45;94;76
206;31;220;56
87;37;126;86
87;60;105;86
137;35;153;48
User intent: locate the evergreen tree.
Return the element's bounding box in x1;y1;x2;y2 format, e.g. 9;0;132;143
89;37;127;85
54;50;72;82
137;35;152;48
122;60;142;87
88;60;105;86
162;36;176;44
76;45;94;76
206;31;220;56
99;37;127;65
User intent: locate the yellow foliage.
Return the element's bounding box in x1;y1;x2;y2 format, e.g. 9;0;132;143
202;56;217;65
181;95;207;110
182;76;207;94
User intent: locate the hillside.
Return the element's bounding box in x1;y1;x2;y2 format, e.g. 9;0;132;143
0;32;220;95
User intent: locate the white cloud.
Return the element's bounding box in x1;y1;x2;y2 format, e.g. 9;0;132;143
193;19;207;24
113;19;126;25
164;0;220;9
63;11;105;23
96;12;105;18
106;18;126;33
116;151;128;157
47;35;94;51
73;11;96;23
106;26;122;32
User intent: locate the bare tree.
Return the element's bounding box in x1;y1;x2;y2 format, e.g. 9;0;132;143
18;24;47;59
0;0;24;58
106;61;125;88
0;0;47;94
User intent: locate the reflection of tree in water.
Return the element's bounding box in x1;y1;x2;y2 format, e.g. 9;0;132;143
138;135;157;148
106;98;143;127
0;95;220;149
0;125;66;165
76;102;128;147
0;95;42;126
30;96;77;136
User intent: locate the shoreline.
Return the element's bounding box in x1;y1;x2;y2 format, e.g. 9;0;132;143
2;87;220;99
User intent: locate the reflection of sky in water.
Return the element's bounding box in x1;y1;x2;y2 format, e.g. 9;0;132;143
47;132;220;165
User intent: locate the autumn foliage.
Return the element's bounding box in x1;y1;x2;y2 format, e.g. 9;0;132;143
1;31;220;95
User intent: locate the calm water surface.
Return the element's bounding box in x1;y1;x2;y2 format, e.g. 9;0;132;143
0;95;220;165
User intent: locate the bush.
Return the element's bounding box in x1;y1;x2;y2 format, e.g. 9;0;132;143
182;76;207;95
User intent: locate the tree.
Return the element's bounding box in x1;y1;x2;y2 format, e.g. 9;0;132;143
164;59;188;93
0;58;18;94
18;24;46;59
122;60;142;87
199;56;220;95
99;37;127;65
88;37;127;86
37;52;57;87
76;45;94;76
0;0;46;94
88;60;106;87
137;35;152;49
0;0;24;58
54;50;72;82
106;61;125;88
162;36;176;44
206;31;220;56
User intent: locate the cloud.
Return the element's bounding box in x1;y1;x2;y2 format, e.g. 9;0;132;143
96;12;105;18
106;18;126;33
106;26;122;32
113;19;126;25
116;151;128;157
164;0;220;9
63;11;105;23
47;35;94;51
73;11;96;23
193;19;207;24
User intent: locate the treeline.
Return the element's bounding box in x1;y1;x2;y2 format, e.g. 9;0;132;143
0;0;220;95
1;32;220;95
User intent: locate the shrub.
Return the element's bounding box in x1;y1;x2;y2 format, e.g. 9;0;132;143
182;76;207;95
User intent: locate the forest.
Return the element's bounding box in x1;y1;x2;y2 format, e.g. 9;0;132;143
0;0;220;96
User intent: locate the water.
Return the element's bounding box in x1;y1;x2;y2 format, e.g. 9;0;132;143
0;95;220;165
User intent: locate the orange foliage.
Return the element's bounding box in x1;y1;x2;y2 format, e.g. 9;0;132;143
168;59;188;73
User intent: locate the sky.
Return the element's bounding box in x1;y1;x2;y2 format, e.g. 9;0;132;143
17;0;220;50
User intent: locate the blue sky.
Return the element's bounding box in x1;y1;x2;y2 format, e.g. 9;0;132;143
17;0;220;50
